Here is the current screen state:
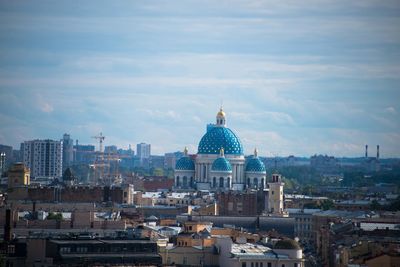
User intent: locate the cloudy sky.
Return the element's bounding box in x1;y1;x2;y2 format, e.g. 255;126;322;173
0;1;399;157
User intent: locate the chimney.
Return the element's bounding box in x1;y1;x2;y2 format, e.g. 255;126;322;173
32;201;37;220
4;209;11;242
377;145;380;159
365;145;368;158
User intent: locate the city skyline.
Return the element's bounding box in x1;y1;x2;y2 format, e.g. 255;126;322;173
0;1;399;157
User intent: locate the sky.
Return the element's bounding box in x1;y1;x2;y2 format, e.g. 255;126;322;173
0;1;399;157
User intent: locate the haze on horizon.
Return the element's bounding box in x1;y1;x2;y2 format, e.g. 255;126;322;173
0;1;399;157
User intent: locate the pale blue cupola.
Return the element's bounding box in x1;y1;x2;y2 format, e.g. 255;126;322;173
245;148;266;172
211;148;232;172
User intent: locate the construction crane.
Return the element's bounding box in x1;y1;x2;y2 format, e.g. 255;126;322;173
92;132;105;153
91;132;106;184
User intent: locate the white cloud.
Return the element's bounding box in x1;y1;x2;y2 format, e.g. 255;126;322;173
384;106;396;114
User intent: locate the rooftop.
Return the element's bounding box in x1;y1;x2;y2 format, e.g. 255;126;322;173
231;243;290;260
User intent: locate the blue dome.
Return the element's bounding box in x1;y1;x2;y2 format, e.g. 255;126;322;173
175;156;195;171
245;156;266;172
211;157;232;172
198;127;243;155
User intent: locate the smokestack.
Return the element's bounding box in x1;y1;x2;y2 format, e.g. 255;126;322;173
377;145;380;159
32;201;37;220
4;209;11;242
365;145;368;158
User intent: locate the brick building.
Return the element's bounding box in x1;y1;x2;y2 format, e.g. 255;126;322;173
216;190;266;216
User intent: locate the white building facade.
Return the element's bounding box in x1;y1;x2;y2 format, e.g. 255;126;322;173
22;139;63;180
136;143;151;159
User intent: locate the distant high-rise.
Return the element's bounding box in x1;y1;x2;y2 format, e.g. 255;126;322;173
365;144;368;158
0;144;13;168
62;134;74;170
104;145;118;154
22;139;63;180
73;144;96;164
136;143;151;159
377;145;380;159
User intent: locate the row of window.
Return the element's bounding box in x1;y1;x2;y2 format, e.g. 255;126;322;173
242;263;300;267
59;244;155;254
295;224;311;230
175;176;194;188
295;217;311;222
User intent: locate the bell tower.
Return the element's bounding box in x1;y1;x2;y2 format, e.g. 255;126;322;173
267;173;286;216
216;107;226;127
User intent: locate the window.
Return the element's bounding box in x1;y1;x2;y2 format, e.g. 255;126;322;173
242;263;247;267
282;264;285;267
76;247;88;253
272;191;274;195
251;263;254;267
7;245;15;254
60;246;71;253
219;177;224;188
256;263;259;267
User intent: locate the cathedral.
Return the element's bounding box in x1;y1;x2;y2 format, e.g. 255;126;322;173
174;108;268;191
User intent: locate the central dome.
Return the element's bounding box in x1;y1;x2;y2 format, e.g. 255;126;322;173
198;127;244;155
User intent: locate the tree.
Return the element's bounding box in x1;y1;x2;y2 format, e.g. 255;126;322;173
152;168;164;176
370;200;382;211
321;199;334;211
47;212;63;221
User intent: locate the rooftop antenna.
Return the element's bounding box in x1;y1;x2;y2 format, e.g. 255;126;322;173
271;151;280;173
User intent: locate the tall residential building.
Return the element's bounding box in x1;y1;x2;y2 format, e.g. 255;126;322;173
104;145;118;154
62;134;74;170
22;139;63;180
73;143;96;164
136;143;151;159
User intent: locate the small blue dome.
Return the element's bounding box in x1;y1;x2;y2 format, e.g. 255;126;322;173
175;156;195;171
211;157;232;172
246;156;266;172
198;127;243;155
